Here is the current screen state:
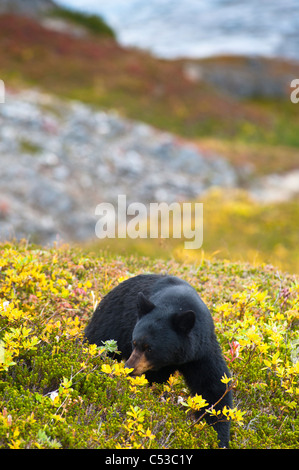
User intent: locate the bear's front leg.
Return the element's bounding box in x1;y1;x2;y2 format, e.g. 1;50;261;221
204;409;231;448
179;359;232;448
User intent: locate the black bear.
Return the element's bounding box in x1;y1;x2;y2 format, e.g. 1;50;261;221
84;274;232;447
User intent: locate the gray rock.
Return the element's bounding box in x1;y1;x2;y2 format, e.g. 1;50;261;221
0;0;56;17
0;88;240;245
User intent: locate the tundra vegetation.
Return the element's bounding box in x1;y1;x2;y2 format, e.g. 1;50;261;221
0;242;298;448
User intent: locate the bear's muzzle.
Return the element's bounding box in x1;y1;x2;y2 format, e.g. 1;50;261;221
125;348;153;376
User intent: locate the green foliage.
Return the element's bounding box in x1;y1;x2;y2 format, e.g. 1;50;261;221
50;6;115;38
0;241;298;448
101;339;120;355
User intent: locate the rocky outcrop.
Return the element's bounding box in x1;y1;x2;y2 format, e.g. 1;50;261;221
184;56;299;98
0;89;238;244
0;0;56;17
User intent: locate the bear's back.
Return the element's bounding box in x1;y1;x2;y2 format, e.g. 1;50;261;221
84;274;202;357
84;274;163;353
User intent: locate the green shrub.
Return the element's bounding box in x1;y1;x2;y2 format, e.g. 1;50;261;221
50;6;115;38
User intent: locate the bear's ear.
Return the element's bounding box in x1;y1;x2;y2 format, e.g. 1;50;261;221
172;310;195;335
137;292;156;317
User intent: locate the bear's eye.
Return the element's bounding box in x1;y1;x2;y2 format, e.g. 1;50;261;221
144;345;152;353
132;340;137;347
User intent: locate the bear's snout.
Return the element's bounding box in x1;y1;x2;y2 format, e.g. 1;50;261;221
125;348;153;376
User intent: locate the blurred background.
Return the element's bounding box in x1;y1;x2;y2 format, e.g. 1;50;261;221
0;0;298;272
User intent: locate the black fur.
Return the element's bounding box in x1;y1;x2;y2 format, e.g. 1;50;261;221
84;274;232;447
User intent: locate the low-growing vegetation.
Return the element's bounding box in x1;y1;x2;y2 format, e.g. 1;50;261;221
49;6;115;38
91;190;299;275
0;241;298;448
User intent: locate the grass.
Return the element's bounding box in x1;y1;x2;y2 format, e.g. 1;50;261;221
0;241;298;449
198;138;299;176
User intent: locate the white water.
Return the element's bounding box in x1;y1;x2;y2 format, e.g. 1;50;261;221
56;0;299;60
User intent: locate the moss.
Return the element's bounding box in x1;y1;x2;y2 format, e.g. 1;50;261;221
19;139;42;155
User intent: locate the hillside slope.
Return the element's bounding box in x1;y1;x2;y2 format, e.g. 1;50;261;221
1;13;299;274
0;13;259;133
1;13;299;162
0;242;298;448
0;0;55;16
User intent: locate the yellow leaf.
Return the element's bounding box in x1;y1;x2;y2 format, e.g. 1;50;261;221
8;439;21;449
221;373;232;384
128;375;148;386
51;414;65;422
186;394;208;411
101;364;112;374
263;359;271;368
144;428;155;440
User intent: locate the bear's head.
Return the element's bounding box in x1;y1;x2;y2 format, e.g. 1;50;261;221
125;291;197;376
